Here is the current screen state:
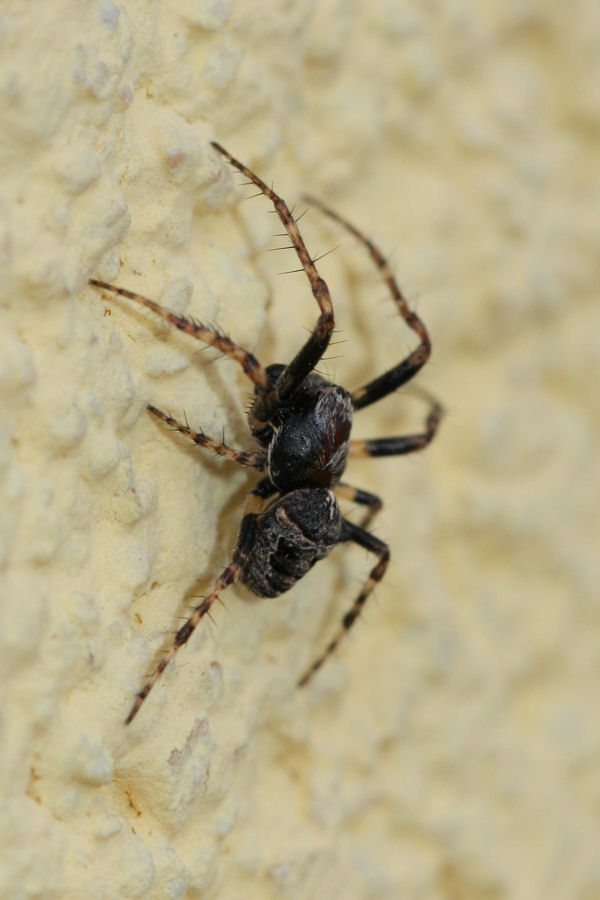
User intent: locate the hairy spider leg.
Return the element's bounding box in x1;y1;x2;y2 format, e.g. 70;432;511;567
146;405;266;470
211;143;335;419
89;280;274;403
125;478;275;723
297;518;389;687
349;389;443;459
302;196;430;410
335;481;382;530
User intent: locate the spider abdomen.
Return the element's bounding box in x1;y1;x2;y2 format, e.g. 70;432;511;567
241;488;342;598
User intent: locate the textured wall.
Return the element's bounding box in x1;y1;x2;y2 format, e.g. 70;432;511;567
1;1;599;898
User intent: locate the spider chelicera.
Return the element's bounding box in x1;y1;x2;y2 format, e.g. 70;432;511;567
90;142;443;723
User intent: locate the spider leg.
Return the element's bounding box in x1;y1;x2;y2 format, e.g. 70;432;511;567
349;389;443;459
297;518;389;688
147;405;266;470
125;477;274;723
302;196;430;410
89;279;272;400
335;481;382;530
211;143;335;417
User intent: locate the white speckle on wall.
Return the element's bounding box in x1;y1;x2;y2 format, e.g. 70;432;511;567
1;1;599;898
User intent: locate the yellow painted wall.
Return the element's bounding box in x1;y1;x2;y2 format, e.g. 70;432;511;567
1;1;598;897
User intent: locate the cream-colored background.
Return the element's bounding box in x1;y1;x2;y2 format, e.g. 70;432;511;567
1;1;599;898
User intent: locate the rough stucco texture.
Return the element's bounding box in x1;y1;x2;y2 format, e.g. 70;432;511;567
1;1;599;898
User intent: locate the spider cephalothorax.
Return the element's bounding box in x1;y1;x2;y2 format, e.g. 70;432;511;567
90;142;442;723
249;365;353;491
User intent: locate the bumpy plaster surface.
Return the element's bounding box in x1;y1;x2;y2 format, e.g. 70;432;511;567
1;1;599;898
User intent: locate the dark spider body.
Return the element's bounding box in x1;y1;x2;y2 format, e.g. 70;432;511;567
90;142;443;723
240;366;351;598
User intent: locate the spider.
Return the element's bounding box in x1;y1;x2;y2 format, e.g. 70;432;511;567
90;142;443;723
